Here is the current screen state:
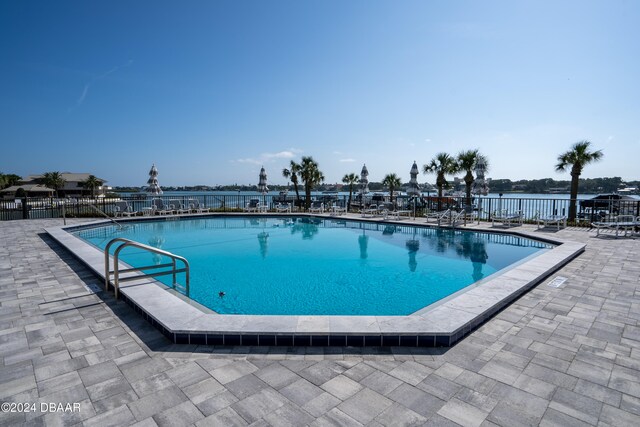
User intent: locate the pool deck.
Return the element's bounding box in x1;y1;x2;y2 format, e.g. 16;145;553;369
1;216;639;426
45;215;585;348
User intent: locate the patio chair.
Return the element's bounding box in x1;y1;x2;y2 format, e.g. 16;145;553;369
536;212;567;230
114;201;136;217
244;199;261;212
169;199;189;214
425;208;451;226
309;201;324;214
275;202;292;213
151;198;173;215
382;202;412;220
592;215;638;237
330;201;347;216
492;210;523;227
189;199;206;213
360;204;379;218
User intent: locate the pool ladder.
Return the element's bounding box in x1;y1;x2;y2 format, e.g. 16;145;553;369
104;237;190;299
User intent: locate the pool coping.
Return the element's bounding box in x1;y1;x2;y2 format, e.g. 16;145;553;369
46;213;585;347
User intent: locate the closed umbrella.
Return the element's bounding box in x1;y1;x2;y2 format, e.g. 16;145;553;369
407;161;422;218
258;166;268;210
359;164;369;205
472;156;489;221
407;161;421;196
145;163;163;195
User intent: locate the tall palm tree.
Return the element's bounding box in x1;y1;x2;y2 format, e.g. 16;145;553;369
423;153;460;202
282;160;301;206
342;173;359;212
381;173;402;202
556;140;603;221
457;150;489;209
0;173;20;190
299;156;324;208
42;172;66;197
82;175;102;198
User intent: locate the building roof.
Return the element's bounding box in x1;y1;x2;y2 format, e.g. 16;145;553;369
22;173;107;183
0;184;55;194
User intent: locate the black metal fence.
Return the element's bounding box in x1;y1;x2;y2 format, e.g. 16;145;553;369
2;194;639;225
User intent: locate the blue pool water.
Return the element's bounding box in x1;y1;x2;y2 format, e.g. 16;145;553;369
75;217;553;315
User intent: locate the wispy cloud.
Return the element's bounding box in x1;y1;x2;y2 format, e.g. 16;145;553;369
339;158;356;162
234;149;301;165
70;60;133;111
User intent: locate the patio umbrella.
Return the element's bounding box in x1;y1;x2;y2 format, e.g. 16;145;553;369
258;166;269;194
471;156;489;196
359;164;369;202
407;161;422;196
258;166;269;209
472;156;489;221
145;163;163;195
407;161;422;218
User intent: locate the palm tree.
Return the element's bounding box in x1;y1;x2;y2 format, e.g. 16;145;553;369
457;150;489;209
556;140;603;221
423;152;460;203
42;172;66;197
342;173;359;212
0;173;20;190
82;175;102;198
282;160;301;206
299;156;324;208
381;173;402;202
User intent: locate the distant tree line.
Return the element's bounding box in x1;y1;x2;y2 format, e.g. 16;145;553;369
485;177;633;194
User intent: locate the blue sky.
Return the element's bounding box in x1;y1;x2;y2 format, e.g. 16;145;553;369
1;1;639;187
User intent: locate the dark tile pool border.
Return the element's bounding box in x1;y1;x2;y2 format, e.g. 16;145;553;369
46;213;585;347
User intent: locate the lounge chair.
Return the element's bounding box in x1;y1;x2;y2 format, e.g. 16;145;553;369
492;210;523;227
361;204;379;218
592;215;638;237
536;212;567;230
189;199;206;213
309;201;324;213
169;199;189;214
151;198;173;215
113;201;136;217
381;202;411;220
275;202;292;213
330;201;347;216
244;199;261;212
425;209;451;226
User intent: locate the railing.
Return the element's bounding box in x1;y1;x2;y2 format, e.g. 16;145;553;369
104;237;190;299
2;194;639;226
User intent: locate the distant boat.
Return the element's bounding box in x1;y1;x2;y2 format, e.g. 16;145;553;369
617;187;638;194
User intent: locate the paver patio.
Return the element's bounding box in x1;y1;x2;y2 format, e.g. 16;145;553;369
1;218;639;426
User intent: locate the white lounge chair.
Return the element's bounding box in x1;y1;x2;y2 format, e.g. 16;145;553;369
592;215;638;237
330;201;347;216
492;210;523;227
113;201;136;217
309;201;324;214
536;212;567;230
151;198;172;215
169;199;189;214
189;199;206;213
275;202;292;213
244;199;261;212
361;204;379;218
425;209;451;226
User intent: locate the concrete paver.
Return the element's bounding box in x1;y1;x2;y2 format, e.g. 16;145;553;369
0;218;639;425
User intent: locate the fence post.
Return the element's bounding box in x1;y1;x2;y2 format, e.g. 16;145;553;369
22;197;29;219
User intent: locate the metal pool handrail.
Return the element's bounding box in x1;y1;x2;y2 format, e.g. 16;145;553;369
104;237;190;299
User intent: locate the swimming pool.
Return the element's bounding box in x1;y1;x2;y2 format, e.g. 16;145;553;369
74;216;553;316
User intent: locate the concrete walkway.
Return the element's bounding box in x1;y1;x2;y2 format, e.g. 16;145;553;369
1;218;639;426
